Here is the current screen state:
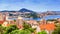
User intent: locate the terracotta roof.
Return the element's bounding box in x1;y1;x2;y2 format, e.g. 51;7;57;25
6;24;10;27
0;20;4;24
40;24;55;31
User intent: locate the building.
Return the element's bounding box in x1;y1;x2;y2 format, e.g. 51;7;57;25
0;13;4;21
39;23;55;34
2;21;10;27
40;19;47;24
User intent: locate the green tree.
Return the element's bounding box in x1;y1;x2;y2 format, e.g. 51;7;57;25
28;28;35;33
10;29;31;34
14;20;16;22
4;25;19;34
0;25;4;34
0;24;6;34
23;22;31;29
30;13;38;18
52;24;60;34
0;24;1;26
38;30;47;34
23;22;35;33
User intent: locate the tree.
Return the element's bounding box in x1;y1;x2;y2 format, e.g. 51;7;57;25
38;30;47;34
0;24;6;34
30;12;38;18
0;25;4;34
52;24;60;34
4;25;19;34
23;22;35;33
23;22;31;29
47;19;57;21
14;20;16;22
0;24;1;26
28;28;35;33
10;30;31;34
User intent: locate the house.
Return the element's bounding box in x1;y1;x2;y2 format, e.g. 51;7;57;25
26;20;38;30
39;23;55;34
39;19;55;34
0;13;4;21
2;21;10;27
40;19;47;24
0;20;4;24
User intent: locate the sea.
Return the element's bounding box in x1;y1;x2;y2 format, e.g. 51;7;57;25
8;15;60;21
31;15;60;21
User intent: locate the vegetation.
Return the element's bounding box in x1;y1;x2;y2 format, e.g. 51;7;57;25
47;19;59;24
10;29;31;34
14;20;16;22
47;19;57;21
0;25;4;34
1;19;60;34
23;22;35;33
52;24;60;34
38;30;47;34
23;22;31;29
0;22;36;34
30;13;38;18
4;25;19;34
0;24;6;34
0;24;1;26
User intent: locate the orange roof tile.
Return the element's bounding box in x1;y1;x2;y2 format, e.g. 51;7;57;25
6;24;10;27
40;24;55;31
0;20;4;24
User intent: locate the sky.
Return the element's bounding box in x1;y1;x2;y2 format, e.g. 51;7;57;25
0;0;60;12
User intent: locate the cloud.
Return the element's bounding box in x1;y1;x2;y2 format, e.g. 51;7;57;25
0;0;60;12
